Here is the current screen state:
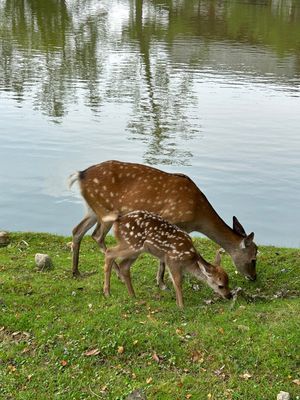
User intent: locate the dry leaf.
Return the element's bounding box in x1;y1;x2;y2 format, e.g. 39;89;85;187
186;394;192;399
117;346;124;354
60;360;67;367
239;372;252;380
146;377;153;384
8;365;16;372
191;350;204;364
218;328;224;335
84;348;100;357
176;328;184;335
292;379;300;385
133;340;138;345
22;347;30;354
152;353;160;363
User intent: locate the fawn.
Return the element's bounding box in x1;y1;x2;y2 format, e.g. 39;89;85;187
103;210;232;308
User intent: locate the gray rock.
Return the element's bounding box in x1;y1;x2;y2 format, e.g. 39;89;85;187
0;231;9;246
35;253;53;271
126;389;147;400
277;391;290;400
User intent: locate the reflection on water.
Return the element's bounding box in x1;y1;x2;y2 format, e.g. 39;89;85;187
0;0;300;246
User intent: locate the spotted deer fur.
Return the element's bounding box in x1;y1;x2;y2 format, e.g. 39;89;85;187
102;210;232;308
69;160;257;282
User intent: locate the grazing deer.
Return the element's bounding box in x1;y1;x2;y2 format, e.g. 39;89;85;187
103;211;232;308
69;160;258;282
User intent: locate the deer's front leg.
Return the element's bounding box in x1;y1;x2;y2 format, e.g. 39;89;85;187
168;265;184;309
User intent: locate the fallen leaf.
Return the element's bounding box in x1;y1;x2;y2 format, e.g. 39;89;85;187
292;379;300;385
191;350;204;363
218;328;224;335
60;360;67;367
152;352;160;363
117;346;124;354
22;347;31;354
84;348;100;357
100;385;107;393
186;394;192;399
239;372;252;380
146;377;153;384
133;340;138;345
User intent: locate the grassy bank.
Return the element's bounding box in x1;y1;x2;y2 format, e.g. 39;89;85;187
0;233;299;400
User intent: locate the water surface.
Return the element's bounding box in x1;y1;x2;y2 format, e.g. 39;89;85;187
0;0;300;247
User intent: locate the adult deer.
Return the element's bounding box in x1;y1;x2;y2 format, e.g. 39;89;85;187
69;160;257;282
103;210;232;308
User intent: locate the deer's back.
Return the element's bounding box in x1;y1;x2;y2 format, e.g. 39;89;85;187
79;160;206;226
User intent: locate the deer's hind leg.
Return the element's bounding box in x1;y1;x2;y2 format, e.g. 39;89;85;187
72;214;97;277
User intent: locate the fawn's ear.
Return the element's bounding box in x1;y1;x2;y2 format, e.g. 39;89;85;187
214;250;222;266
198;261;213;278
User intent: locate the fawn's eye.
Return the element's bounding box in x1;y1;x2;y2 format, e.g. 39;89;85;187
218;285;224;289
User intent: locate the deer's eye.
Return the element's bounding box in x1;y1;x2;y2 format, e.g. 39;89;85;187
218;285;224;289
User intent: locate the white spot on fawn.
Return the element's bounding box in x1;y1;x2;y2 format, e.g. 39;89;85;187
93;178;99;184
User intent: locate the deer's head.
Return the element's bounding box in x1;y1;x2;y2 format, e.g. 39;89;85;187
198;251;232;299
231;216;258;281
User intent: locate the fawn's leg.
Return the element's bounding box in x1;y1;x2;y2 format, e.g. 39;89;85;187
168;264;184;308
92;221;122;279
119;258;138;297
103;247;139;297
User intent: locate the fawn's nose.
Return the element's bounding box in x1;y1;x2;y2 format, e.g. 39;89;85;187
225;292;233;300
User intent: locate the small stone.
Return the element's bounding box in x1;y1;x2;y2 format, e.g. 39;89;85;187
0;231;10;247
277;391;290;400
35;253;53;271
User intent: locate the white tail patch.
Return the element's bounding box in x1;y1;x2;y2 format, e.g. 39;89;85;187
68;172;80;189
102;212;120;223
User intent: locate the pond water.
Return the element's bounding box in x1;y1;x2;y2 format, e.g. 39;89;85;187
0;0;300;247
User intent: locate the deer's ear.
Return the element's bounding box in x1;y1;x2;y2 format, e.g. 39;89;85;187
244;232;254;247
214;250;222;266
198;261;213;277
233;216;246;237
240;232;255;249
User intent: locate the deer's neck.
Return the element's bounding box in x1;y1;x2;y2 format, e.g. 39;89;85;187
195;199;240;254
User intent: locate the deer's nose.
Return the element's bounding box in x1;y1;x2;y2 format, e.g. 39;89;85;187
225;292;232;300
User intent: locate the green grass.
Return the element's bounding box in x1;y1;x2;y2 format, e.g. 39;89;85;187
0;233;299;400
